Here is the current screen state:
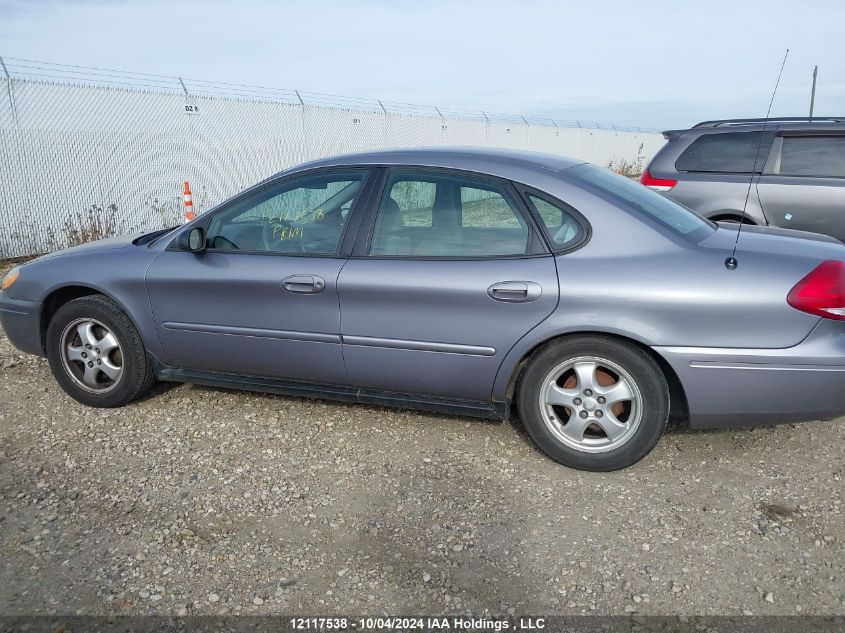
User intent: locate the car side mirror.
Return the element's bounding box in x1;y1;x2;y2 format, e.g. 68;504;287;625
185;227;206;252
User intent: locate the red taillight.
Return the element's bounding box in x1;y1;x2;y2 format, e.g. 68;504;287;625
787;260;845;320
640;170;677;191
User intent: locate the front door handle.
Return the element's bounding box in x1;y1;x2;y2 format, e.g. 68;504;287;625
283;274;326;294
487;281;542;303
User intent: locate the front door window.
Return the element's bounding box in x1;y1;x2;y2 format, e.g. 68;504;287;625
206;170;366;254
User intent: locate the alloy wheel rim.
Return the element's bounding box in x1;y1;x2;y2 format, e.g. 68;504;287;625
60;318;124;394
539;355;643;453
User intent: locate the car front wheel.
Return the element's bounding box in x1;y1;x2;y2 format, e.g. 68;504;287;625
517;335;669;471
46;295;155;407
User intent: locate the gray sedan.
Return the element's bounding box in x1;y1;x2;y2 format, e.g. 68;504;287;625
3;148;845;471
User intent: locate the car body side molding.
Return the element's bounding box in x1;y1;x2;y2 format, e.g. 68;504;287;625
160;321;341;344
342;335;496;356
159;323;496;356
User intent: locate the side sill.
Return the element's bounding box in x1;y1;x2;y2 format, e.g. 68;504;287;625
155;367;506;420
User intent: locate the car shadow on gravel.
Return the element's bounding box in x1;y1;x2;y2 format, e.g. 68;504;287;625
502;401;820;470
173;381;759;466
184;383;505;427
134;379;180;403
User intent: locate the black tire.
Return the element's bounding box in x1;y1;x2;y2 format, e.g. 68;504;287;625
46;295;155;407
516;335;669;471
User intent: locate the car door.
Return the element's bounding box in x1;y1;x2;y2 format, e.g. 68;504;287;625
145;168;374;384
337;167;559;403
757;132;845;241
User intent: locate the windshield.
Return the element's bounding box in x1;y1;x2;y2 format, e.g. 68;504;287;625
570;164;715;241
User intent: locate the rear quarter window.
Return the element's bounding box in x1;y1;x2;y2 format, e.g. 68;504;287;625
526;194;585;250
675;131;774;173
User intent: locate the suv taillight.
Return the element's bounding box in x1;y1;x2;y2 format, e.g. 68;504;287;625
787;260;845;320
640;170;677;191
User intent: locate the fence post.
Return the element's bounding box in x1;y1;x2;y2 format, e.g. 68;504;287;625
482;111;490;141
0;55;17;257
549;118;559;151
0;54;17;126
434;106;446;145
294;90;310;160
378;99;388;146
521;115;529;147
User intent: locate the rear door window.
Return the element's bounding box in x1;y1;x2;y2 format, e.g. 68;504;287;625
778;136;845;178
369;170;530;257
675;131;775;173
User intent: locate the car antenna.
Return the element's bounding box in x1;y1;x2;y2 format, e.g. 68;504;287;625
726;48;790;271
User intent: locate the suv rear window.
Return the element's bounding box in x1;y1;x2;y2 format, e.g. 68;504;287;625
675;131;774;173
779;136;845;178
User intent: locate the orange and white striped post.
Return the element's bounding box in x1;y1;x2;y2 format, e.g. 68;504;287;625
183;181;195;223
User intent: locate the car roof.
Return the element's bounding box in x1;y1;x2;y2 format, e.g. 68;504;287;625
693;116;845;128
282;147;585;181
663;117;845;139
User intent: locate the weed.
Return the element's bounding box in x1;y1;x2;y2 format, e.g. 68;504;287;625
63;204;121;247
607;143;646;178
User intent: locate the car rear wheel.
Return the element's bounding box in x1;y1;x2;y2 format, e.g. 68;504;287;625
46;295;155;407
517;335;669;471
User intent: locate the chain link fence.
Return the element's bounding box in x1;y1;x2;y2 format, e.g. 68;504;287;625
0;58;665;258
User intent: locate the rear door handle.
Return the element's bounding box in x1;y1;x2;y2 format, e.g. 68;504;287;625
487;281;542;303
283;274;326;294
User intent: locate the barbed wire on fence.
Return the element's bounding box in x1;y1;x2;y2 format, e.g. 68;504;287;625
0;55;664;259
1;56;657;133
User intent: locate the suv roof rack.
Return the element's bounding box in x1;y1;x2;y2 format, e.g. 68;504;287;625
693;117;845;128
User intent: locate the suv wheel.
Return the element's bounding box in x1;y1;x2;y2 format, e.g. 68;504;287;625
517;335;669;471
712;214;755;225
46;295;155;407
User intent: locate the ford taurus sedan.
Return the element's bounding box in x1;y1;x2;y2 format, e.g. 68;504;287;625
3;148;845;471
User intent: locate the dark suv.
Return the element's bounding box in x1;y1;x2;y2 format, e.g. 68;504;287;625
641;117;845;241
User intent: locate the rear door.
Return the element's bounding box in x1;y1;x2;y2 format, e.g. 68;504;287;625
756;132;845;241
337;167;559;403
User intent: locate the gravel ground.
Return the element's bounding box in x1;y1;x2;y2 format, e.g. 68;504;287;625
0;264;843;617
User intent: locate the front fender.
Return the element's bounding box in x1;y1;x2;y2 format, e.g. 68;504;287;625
7;247;165;361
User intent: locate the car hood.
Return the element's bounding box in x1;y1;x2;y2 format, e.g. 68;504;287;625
700;223;845;260
30;233;145;262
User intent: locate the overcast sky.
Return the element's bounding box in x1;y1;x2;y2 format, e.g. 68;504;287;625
1;0;843;130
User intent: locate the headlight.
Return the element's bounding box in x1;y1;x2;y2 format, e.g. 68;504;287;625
1;267;20;290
